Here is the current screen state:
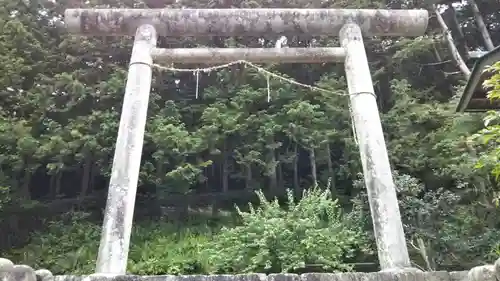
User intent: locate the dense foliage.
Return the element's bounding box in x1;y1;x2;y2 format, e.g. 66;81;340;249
8;187;365;275
0;0;499;275
204;187;367;273
8;211;214;275
352;171;500;271
472;61;500;201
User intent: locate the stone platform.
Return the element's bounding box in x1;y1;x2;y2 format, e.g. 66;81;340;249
54;272;470;281
4;256;500;281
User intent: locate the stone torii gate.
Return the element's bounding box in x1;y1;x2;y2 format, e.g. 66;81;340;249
64;8;428;275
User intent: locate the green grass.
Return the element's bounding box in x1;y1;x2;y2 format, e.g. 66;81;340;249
4;189;367;275
6;209;235;275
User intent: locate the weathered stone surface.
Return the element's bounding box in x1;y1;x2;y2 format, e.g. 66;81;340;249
0;258;14;281
423;271;450;281
340;22;410;271
94;24;158;275
468;265;496;281
211;274;267;281
390;271;424;281
0;259;14;273
268;274;299;281
0;260;53;281
342;273;366;281
301;273;343;281
35;269;53;281
64;8;428;37
375;272;399;281
448;271;467;281
53;271;469;281
494;257;500;281
9;265;36;281
151;47;346;64
55;275;267;281
380;267;422;273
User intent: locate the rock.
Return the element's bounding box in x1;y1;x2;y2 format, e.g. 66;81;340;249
0;259;15;281
0;259;14;273
34;270;52;281
468;265;496;281
0;261;51;281
9;265;36;281
494;257;500;281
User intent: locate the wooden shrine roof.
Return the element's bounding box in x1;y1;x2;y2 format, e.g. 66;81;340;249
456;45;500;112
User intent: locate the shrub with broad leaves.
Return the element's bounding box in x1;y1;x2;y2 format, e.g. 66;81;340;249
204;187;367;273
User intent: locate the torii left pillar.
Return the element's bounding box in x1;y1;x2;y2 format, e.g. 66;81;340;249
95;24;157;275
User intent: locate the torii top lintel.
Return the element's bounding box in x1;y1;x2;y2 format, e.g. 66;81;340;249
64;8;428;37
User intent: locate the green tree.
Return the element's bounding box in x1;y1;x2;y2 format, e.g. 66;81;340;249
471;61;500;202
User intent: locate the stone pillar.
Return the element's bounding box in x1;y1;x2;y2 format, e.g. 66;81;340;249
95;24;157;275
339;23;411;271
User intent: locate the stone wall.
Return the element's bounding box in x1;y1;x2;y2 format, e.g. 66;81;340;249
0;258;53;281
3;256;500;281
54;272;470;281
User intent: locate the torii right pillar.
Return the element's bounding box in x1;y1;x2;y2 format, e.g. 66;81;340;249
340;23;413;271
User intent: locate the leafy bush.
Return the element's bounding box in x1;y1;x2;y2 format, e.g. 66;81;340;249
8;189;366;275
8;212;100;274
471;61;500;202
351;171;500;270
7;211;220;275
203;187;367;274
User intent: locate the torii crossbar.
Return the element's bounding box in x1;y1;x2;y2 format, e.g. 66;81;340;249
65;8;427;36
63;8;429;275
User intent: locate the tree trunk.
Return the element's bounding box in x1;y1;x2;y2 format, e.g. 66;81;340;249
293;142;300;192
268;139;278;192
434;5;471;78
222;141;229;193
90;162;97;194
245;164;252;190
49;173;56;199
54;171;63;197
204;167;210;190
156;159;164;183
325;143;336;195
326;143;334;179
20;169;31;200
309;148;317;186
80;156;92;198
445;4;469;59
432;42;443;62
278;161;284;190
469;0;494;50
210;165;216;192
